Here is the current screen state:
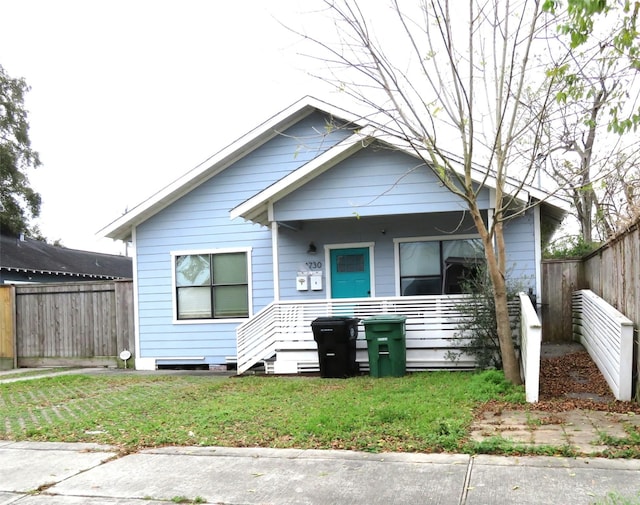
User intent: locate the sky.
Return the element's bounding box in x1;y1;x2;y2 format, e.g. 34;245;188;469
1;0;338;255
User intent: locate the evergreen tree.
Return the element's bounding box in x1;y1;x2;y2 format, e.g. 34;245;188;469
0;64;41;236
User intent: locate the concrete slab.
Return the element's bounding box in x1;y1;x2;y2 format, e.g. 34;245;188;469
500;429;532;443
0;492;21;505
0;442;117;494
12;497;168;504
49;447;471;505
467;455;640;505
531;428;568;446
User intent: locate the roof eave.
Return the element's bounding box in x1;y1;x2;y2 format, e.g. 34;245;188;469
101;96;362;241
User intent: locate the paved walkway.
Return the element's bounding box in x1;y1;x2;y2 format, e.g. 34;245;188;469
1;441;640;505
471;408;640;455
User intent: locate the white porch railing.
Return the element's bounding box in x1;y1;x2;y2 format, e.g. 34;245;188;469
519;292;541;403
572;289;634;401
236;295;477;375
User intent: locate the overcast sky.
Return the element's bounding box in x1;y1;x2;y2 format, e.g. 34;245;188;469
1;0;340;254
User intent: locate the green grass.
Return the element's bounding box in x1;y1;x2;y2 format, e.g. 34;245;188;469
592;491;640;505
596;425;640;458
0;367;77;380
0;369;524;453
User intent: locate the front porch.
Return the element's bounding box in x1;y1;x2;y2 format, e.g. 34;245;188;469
237;294;500;376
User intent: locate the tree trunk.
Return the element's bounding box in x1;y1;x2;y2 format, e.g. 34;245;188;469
469;205;522;385
486;244;522;385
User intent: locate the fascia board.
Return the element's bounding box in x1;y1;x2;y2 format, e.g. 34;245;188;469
100;96;363;241
377;135;568;213
230;127;375;222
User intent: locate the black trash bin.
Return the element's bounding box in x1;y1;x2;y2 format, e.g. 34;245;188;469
311;316;359;378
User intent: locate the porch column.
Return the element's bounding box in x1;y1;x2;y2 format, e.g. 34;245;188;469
533;205;542;309
271;220;280;301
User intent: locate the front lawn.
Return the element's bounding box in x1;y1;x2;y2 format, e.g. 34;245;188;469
0;370;524;453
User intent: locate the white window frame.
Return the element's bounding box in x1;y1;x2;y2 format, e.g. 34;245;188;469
170;247;253;324
393;234;482;296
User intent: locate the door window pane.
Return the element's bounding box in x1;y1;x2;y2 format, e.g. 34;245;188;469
337;254;365;273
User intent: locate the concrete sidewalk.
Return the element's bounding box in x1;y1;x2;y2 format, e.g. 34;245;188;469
1;441;639;505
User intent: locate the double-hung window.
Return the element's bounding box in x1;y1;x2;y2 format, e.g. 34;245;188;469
398;238;484;295
174;249;250;320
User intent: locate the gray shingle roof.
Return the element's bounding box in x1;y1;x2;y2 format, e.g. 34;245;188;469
0;233;132;280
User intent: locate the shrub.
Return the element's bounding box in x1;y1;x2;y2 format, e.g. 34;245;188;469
544;235;599;259
446;267;526;370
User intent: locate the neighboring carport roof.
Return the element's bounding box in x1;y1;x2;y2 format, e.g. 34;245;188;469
99;96;364;241
1;233;132;280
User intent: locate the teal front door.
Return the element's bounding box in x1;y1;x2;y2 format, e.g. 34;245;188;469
330;247;371;298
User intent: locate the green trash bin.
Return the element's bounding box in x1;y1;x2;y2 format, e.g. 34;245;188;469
363;315;407;377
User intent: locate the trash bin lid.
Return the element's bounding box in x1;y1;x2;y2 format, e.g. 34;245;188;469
312;316;359;324
362;314;407;324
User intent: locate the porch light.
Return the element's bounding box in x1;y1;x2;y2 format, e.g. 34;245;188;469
307;242;317;254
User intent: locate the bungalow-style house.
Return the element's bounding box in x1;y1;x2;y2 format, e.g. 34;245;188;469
101;97;566;373
0;232;132;284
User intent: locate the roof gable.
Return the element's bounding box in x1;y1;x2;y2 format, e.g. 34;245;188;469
100;96;364;241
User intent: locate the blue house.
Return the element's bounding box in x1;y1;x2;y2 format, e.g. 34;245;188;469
101;97;566;373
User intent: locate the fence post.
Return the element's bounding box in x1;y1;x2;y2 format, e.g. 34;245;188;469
114;280;135;366
0;285;17;370
520;292;542;403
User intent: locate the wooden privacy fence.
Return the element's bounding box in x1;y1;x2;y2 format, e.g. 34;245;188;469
541;259;582;342
542;219;639;343
0;286;16;370
1;280;134;368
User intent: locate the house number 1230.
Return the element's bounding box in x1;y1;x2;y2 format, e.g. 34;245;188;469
306;261;322;269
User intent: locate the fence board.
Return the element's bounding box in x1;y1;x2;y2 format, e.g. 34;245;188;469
541;259;583;342
0;285;16;369
13;280;134;367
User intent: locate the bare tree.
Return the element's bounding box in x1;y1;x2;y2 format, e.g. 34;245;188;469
538;11;640;244
540;0;640;243
294;0;571;384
